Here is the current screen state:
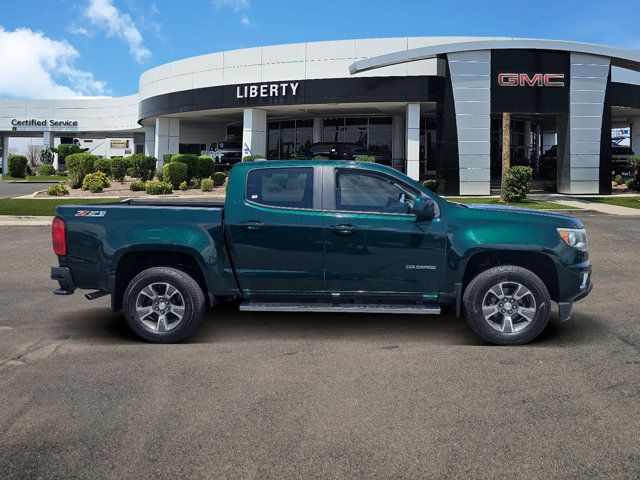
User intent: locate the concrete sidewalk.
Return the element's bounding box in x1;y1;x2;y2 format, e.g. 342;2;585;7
530;194;640;216
0;216;54;226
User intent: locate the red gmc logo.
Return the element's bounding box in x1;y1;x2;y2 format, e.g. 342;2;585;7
498;73;565;87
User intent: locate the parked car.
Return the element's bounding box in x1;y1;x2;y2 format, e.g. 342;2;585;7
303;142;391;164
51;160;591;346
200;141;242;164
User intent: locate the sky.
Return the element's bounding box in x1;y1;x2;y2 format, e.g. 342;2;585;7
0;0;639;99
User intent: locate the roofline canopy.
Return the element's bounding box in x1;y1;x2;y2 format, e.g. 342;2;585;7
349;38;640;75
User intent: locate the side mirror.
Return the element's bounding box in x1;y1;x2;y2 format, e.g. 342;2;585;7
411;196;436;221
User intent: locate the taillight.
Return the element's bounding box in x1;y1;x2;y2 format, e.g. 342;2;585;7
52;217;66;256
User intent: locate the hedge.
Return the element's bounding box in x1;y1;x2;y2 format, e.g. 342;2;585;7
213;171;226;186
7;155;28;178
198;156;214;179
162;162;188;189
110;157;129;182
129;154;157;181
145;181;173;195
66;153;97;188
47;184;68;196
38;164;56;176
200;178;214;192
170;154;199;180
82;172;110;191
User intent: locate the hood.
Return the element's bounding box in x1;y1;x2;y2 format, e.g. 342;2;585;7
459;203;583;228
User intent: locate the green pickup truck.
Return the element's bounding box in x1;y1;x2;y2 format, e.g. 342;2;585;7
51;160;592;345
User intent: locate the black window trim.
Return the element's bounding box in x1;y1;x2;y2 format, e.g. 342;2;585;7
322;166;440;218
243;165;322;212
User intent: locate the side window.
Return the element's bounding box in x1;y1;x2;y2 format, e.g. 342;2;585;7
335;170;418;214
246;167;314;209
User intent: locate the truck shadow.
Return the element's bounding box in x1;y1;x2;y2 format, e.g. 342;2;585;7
60;304;605;347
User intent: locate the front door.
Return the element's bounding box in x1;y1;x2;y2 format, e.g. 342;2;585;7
322;167;446;298
225;166;324;296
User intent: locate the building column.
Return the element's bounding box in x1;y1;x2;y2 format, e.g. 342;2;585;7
630;117;640;156
392;115;405;163
1;137;9;176
405;103;420;180
448;50;491;195
144;126;156;157
154;118;180;169
558;53;610;194
242;108;267;158
312;117;323;144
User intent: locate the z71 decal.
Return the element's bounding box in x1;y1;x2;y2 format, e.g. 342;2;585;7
75;210;107;217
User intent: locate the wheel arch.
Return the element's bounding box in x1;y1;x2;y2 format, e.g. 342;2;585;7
111;246;212;312
461;249;559;302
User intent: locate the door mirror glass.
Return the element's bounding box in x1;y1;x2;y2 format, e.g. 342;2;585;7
411;196;436;221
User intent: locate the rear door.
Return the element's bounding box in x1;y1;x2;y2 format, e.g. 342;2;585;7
225;166;324;296
321;166;446;298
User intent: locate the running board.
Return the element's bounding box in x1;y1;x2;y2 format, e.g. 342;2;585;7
239;302;441;315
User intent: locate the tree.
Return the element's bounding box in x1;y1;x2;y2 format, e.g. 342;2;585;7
500;112;511;203
26;144;42;167
39;147;55;164
53;144;88;166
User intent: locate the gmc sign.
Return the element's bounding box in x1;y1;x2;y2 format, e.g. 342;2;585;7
498;73;565;87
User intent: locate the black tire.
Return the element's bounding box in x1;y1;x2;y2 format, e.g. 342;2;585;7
463;265;551;345
123;267;206;343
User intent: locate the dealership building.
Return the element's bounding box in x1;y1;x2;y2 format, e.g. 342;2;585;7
2;36;640;195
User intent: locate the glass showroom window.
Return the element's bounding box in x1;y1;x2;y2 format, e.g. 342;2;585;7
322;117;393;154
267;119;314;159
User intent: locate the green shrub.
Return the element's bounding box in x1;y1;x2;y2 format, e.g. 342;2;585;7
130;180;146;191
198;156;214;179
145;181;173;195
179;181;188;191
66;153;96;188
627;156;640;174
156;170;164;182
162;162;188;189
82;171;110;191
354;155;376;163
86;179;105;193
163;153;174;164
624;178;639;191
110;157;128;182
502;166;533;203
543;181;557;192
94;158;111;176
200;178;214;192
129;154;157;181
47;184;68;196
54;144;88;166
38;164;56;176
613;174;623;185
213;171;226;186
421;179;437;191
170;154;199;180
242;154;265;161
7;155;28;178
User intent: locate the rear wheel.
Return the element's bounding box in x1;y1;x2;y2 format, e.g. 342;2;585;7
123;267;205;343
463;265;551;345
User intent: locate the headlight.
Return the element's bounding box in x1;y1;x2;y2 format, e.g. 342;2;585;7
557;228;587;249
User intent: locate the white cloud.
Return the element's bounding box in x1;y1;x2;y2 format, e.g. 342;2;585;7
213;0;252;27
83;0;151;63
67;25;90;36
0;27;108;99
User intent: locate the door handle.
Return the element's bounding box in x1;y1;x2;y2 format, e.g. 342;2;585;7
330;224;357;236
239;220;265;232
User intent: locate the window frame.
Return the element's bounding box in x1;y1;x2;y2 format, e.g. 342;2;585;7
244;166;322;212
322;166;440;218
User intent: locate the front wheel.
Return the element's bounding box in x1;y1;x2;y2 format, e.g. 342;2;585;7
123;267;206;343
463;265;551;345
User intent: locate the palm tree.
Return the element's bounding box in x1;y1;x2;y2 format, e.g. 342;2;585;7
500;112;511;202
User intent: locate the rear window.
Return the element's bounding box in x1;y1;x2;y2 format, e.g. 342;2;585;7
246;167;314;209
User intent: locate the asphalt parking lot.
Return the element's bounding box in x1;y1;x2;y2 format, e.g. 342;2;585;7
0;181;54;199
0;213;638;480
